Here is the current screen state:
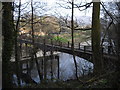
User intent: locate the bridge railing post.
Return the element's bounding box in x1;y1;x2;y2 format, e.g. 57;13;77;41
59;41;62;47
43;38;46;45
51;39;53;46
19;43;22;58
25;43;28;57
84;46;86;52
67;41;69;48
79;43;80;50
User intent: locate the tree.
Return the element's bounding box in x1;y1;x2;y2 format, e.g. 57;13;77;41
31;0;43;82
2;2;14;88
100;2;120;87
14;0;21;86
71;0;79;80
91;0;102;75
114;2;120;88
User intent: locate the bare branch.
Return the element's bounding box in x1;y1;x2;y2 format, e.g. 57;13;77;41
101;2;118;23
100;21;113;46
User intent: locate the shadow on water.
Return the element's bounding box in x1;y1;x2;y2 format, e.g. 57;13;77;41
12;52;93;87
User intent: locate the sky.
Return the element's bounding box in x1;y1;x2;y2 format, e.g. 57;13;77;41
20;0;93;17
19;0;111;25
16;0;119;25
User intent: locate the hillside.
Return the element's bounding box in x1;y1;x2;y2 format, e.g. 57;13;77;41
19;15;91;44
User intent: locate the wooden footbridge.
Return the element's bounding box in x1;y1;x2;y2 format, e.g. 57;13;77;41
18;39;117;63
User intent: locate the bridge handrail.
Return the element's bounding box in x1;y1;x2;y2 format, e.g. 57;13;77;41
18;39;116;55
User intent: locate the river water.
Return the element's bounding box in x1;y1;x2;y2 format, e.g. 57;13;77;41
12;52;93;86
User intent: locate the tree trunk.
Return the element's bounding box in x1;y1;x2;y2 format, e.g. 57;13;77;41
71;0;78;80
2;2;14;88
92;0;102;75
14;0;21;86
115;2;120;88
31;0;42;82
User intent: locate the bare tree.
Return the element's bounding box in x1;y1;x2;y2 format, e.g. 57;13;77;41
31;0;43;82
71;0;79;80
13;0;22;86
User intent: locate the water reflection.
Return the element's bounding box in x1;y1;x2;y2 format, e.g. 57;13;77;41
59;52;93;81
13;52;93;86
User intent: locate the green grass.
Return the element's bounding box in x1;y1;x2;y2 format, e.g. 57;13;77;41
57;31;91;44
52;36;68;43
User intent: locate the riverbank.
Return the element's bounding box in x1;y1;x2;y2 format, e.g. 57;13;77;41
18;71;119;88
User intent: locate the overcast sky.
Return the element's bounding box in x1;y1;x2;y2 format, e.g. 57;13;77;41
20;0;93;18
18;0;117;25
18;0;96;25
